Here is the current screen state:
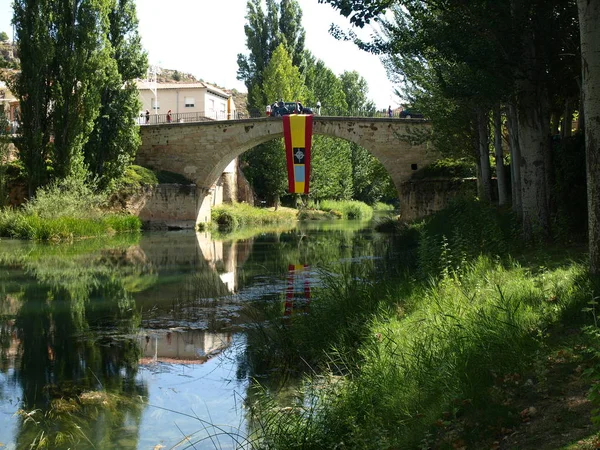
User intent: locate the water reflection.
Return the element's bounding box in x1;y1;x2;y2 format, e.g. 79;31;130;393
138;329;232;364
0;220;399;448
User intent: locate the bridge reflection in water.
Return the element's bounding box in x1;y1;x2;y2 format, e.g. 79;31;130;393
138;329;232;365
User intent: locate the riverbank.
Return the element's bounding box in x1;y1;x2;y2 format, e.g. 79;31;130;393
208;200;376;232
239;198;600;449
0;177;142;241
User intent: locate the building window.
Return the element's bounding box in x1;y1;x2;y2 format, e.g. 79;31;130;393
185;97;195;107
209;99;215;111
151;99;160;110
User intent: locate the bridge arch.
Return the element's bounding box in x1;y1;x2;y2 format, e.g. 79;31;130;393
137;117;435;224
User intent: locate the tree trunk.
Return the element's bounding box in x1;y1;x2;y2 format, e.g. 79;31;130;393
517;92;551;239
550;111;560;136
511;0;551;239
494;105;508;206
562;98;573;138
507;103;523;216
515;44;551;239
578;0;600;273
477;108;492;202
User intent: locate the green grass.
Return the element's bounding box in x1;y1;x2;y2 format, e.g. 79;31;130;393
372;201;395;211
0;175;142;240
245;255;592;449
0;209;141;241
318;200;374;220
210;203;298;231
238;197;597;449
297;208;340;220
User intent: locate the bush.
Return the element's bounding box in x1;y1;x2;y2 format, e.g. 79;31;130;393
210;203;297;231
23;176;108;219
373;202;395;211
319;200;373;220
0;209;140;241
0;175;142;240
411;158;475;180
414;197;517;277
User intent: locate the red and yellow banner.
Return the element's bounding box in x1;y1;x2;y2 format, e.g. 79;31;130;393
284;264;311;317
283;114;313;194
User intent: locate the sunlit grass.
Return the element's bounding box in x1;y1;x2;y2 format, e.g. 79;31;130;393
318;199;373;220
0;209;141;241
0;176;142;240
210;203;298;231
373;201;395;211
246;256;590;449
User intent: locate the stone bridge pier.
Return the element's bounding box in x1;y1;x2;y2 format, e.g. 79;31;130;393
137;117;435;225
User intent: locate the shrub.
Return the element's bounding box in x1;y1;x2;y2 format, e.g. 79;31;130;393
210;203;297;231
23;176;108;220
373;201;395;211
411;158;475;180
415;197;517;277
319;200;373;221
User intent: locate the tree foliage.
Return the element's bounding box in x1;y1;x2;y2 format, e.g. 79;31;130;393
12;0;147;195
321;0;583;237
83;0;147;190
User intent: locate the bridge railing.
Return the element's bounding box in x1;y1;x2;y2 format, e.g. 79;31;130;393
249;106;405;118
138;110;250;125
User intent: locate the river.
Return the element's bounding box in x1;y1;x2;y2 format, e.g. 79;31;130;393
0;218;402;449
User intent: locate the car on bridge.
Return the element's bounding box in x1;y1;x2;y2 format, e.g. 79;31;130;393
399;108;424;119
270;101;313;117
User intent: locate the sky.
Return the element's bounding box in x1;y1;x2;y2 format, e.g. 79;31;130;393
0;0;400;109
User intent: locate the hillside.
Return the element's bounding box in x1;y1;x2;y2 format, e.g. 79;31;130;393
0;39;19;72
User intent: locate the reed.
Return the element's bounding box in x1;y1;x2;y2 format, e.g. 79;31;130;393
0;176;141;240
319;200;373;220
211;203;297;231
246;256;590;449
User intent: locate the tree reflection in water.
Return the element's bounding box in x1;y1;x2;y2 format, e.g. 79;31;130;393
0;239;147;450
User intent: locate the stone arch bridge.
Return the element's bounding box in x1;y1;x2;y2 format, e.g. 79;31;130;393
136;117;435;225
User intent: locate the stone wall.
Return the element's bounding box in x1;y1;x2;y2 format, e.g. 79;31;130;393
236;165;254;205
130;184;199;229
399;178;478;221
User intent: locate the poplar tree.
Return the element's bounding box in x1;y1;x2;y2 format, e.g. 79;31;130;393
578;0;600;273
237;0;306;111
49;0;113;180
84;0;147;189
340;70;394;204
243;44;307;206
306;59;353;201
12;0;54;195
13;0;147;193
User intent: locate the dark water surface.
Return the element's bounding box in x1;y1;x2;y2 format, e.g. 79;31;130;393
0;219;399;449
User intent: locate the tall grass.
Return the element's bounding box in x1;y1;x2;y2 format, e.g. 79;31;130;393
211;203;297;231
318;200;373;220
372;201;395;211
247;256;590;449
0;176;141;240
240;197;591;449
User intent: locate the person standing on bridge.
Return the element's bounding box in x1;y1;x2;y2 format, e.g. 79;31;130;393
145;109;150;124
316;100;321;115
166;110;172;123
388;105;393;117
